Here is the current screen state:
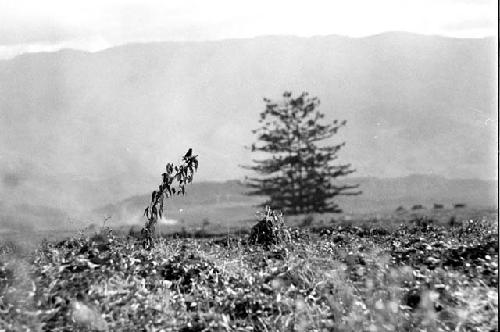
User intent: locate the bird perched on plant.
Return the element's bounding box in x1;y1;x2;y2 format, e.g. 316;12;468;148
184;148;193;159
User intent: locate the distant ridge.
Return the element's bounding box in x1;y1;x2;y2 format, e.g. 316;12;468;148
0;32;496;219
91;174;497;226
0;174;496;232
2;31;495;61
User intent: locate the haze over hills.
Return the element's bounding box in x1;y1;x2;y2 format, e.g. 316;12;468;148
0;32;497;226
1;174;495;233
91;174;497;227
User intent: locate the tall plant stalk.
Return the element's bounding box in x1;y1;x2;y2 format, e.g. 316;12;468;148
142;149;199;248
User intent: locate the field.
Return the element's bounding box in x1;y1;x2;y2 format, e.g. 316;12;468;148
0;210;498;331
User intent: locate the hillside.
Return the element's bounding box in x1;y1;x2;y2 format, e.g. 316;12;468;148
92;175;497;227
0;174;496;233
0;33;497;216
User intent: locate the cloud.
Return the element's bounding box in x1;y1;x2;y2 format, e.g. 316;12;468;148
0;21;79;45
0;0;496;60
443;17;496;31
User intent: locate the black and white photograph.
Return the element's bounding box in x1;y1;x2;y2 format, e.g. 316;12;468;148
0;1;498;331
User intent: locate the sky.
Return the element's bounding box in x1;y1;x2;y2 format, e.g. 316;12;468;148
0;0;497;59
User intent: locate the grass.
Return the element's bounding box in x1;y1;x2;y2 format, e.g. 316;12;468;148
0;211;497;331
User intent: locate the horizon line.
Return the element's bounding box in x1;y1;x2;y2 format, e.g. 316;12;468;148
1;30;496;61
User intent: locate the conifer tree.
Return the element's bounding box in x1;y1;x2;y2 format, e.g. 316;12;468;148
244;91;360;214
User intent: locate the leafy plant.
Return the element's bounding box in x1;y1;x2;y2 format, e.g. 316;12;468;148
249;206;291;246
142;149;199;248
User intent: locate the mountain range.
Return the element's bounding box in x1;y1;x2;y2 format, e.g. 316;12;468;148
0;32;497;228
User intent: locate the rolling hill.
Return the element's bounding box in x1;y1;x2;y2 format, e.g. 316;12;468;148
0;32;497;217
92;175;497;227
0;174;496;232
0;33;497;233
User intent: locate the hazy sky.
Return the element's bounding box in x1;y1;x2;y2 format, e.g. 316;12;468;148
0;0;497;59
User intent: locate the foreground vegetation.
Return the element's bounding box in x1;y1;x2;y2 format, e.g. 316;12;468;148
0;214;498;331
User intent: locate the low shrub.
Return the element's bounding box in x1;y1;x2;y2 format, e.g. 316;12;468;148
249;207;291;246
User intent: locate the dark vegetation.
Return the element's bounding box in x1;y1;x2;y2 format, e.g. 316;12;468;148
0;212;497;331
244;91;360;214
142;149;199;249
248;207;291;246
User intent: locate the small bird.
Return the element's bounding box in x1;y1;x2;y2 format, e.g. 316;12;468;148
184;148;193;159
